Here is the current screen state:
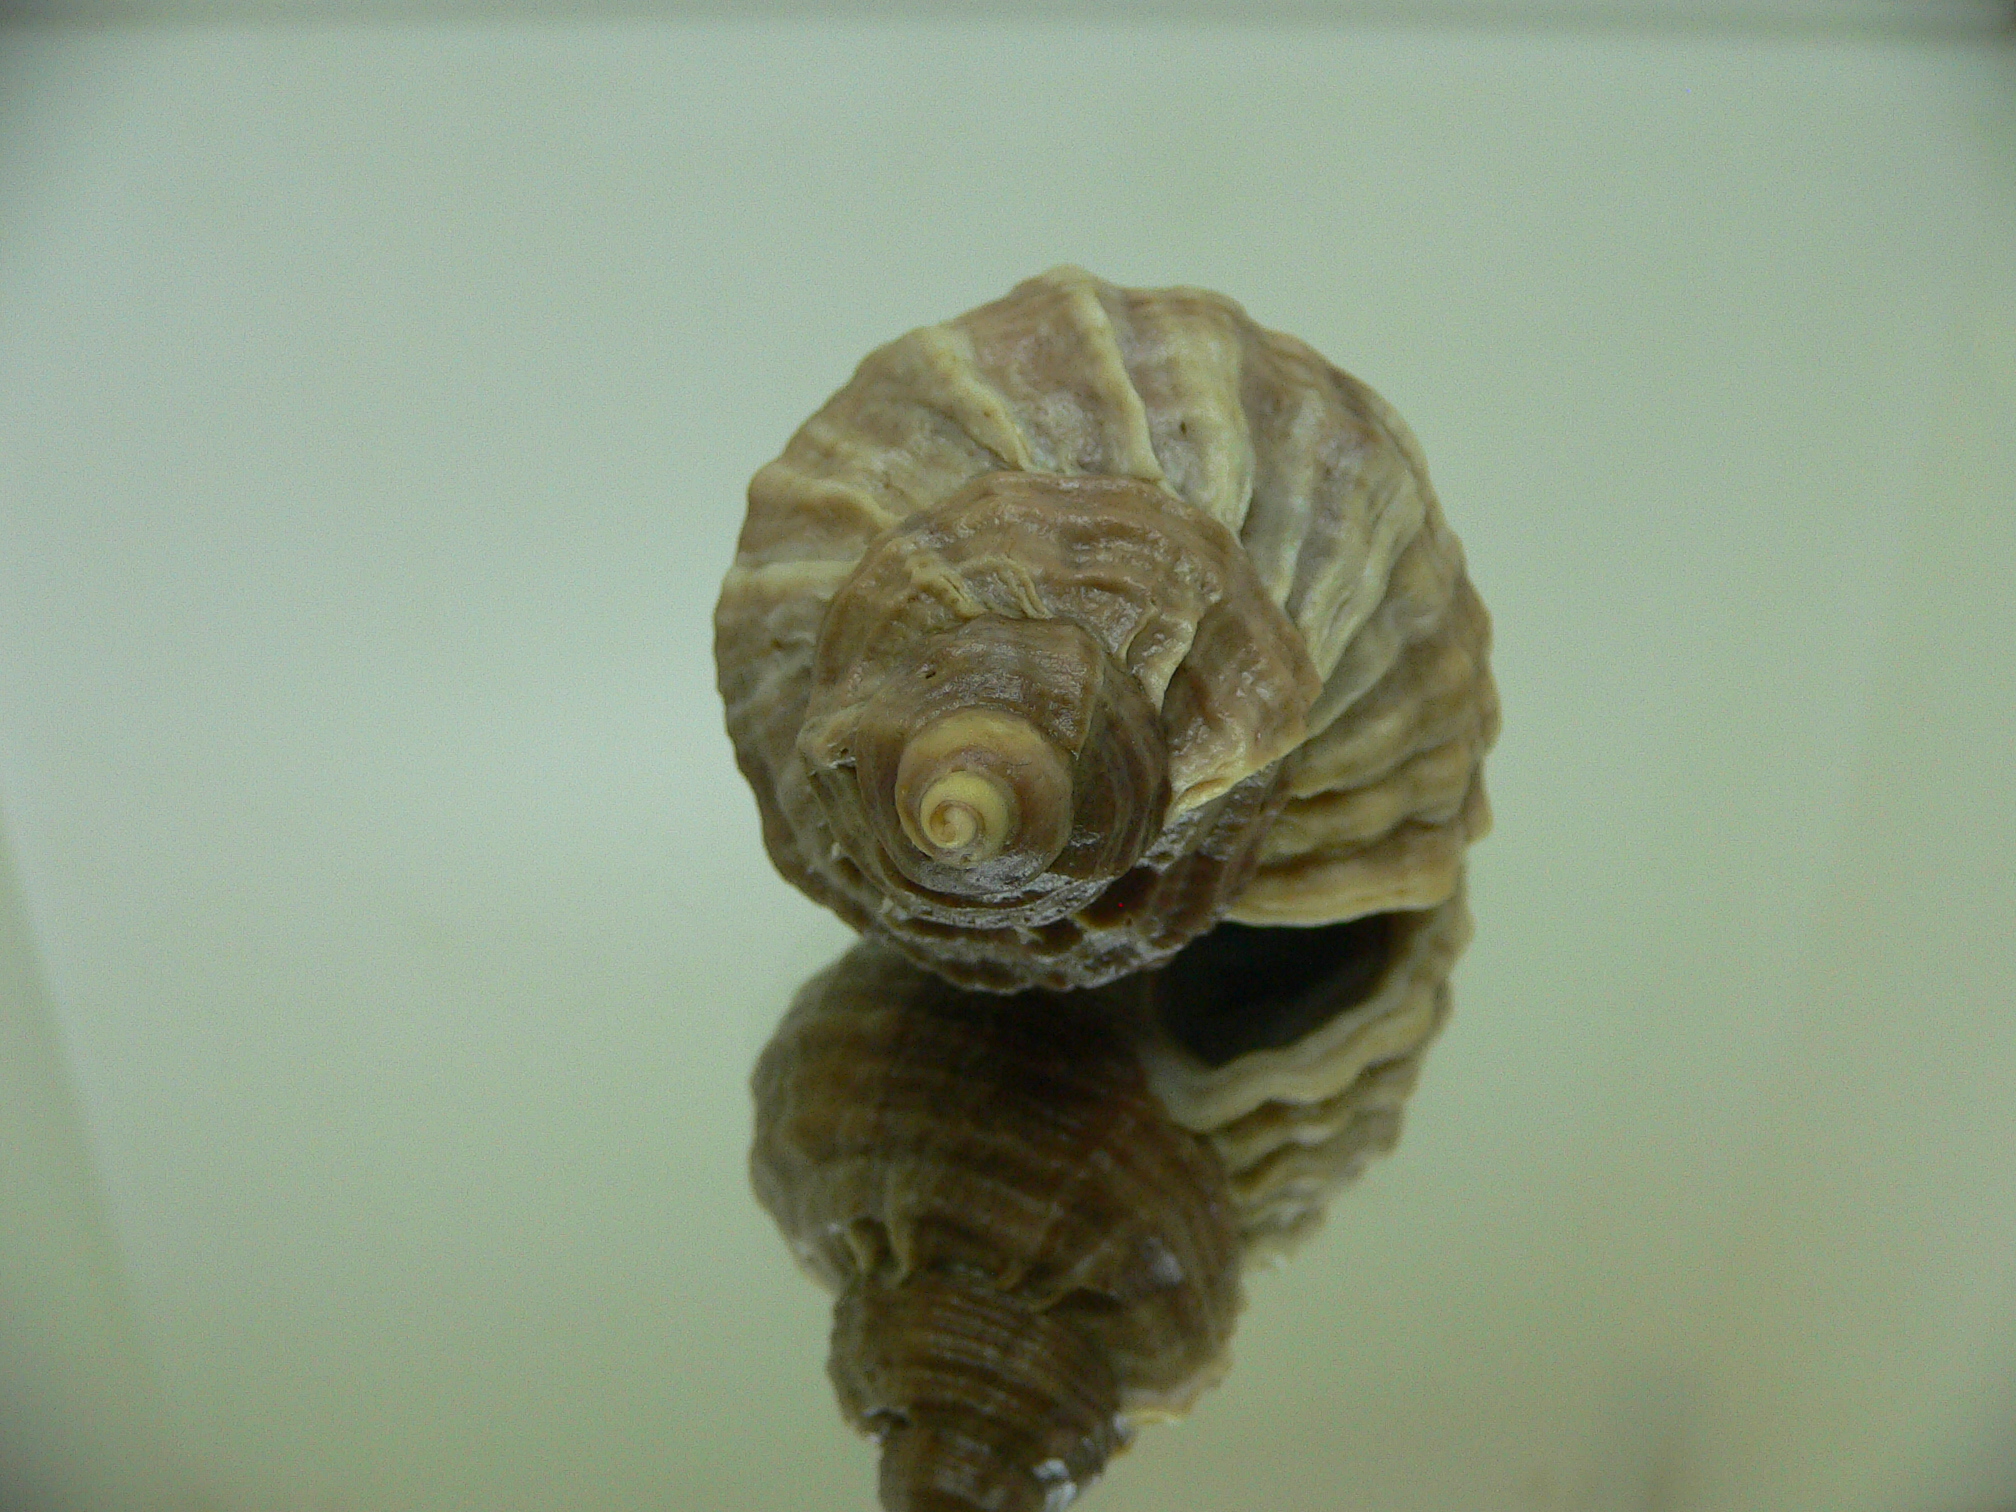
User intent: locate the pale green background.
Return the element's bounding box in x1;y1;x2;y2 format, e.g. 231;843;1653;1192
2;9;2013;1511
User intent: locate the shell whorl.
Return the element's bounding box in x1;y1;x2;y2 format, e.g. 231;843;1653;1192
894;711;1059;870
799;608;1172;914
793;470;1314;952
716;266;1497;989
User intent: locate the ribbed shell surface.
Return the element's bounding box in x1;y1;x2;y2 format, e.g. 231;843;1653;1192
716;266;1497;987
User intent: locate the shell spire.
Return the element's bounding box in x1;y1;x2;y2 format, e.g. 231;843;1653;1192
716;268;1497;991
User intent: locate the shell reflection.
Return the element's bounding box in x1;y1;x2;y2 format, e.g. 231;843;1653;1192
749;887;1468;1511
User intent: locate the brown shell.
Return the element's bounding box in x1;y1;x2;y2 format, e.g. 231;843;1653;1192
750;942;1244;1512
716;267;1497;990
749;885;1471;1510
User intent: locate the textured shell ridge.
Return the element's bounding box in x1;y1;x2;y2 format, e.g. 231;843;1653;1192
953;270;1165;482
1096;278;1258;536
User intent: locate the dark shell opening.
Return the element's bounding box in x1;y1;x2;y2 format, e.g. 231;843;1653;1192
1149;911;1407;1068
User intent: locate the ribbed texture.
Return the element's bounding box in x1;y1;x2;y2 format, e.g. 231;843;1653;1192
840;1276;1120;1512
716;266;1496;989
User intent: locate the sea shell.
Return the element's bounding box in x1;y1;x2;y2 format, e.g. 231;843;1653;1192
716;267;1497;990
749;889;1468;1511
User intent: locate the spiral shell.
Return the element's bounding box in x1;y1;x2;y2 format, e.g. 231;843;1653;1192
750;891;1469;1511
716;267;1497;990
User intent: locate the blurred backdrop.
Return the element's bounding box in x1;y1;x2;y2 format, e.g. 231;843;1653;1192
2;5;2013;1510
